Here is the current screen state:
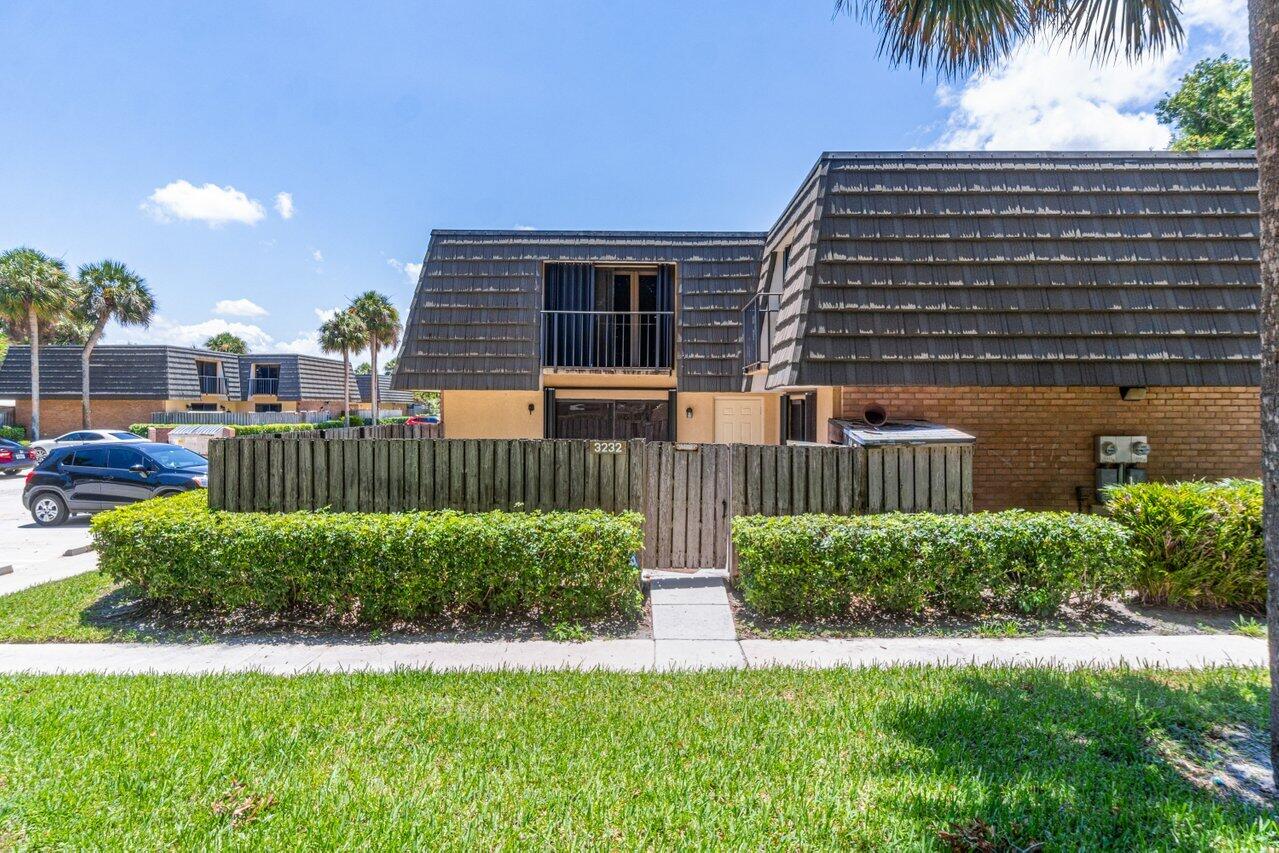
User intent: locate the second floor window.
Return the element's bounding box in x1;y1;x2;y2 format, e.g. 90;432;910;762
251;364;280;396
542;263;674;370
196;360;224;395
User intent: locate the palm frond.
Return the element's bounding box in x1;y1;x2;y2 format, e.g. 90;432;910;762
835;0;1182;78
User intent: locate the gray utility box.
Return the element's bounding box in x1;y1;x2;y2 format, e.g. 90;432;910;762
828;418;975;448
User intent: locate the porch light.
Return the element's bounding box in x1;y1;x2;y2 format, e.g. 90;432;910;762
685;406;693;419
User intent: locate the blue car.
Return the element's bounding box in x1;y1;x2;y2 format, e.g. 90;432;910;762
0;438;34;477
22;441;208;526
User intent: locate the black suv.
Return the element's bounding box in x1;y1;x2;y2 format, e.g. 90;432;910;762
23;441;208;526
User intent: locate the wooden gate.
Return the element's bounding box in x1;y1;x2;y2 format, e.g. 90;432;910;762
638;443;731;570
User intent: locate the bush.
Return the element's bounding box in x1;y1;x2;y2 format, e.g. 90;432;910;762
0;425;25;442
1106;480;1264;609
93;491;643;622
732;512;1136;618
228;423;318;436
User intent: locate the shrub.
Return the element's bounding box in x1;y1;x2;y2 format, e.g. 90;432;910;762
93;491;643;622
228;423;318;436
1106;479;1264;609
732;512;1136;618
0;425;25;442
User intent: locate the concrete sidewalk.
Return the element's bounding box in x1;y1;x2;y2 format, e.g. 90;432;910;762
0;633;1263;675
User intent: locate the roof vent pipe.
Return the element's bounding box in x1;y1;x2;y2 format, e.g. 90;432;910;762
863;404;888;427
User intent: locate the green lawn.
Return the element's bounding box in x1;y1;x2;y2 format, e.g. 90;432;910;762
0;571;151;642
0;667;1274;848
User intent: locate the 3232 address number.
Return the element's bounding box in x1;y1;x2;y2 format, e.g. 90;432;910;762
591;441;625;454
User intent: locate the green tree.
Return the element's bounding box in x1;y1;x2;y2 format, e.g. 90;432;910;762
835;0;1279;788
382;357;397;375
204;331;248;354
354;361;372;374
0;248;78;439
1156;56;1255;151
318;309;366;428
76;260;155;428
349;291;400;421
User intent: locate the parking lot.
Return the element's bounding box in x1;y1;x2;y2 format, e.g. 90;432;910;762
0;473;97;595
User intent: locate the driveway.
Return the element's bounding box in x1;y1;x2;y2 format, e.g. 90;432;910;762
0;473;97;595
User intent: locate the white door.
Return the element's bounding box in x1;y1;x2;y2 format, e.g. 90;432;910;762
714;397;764;444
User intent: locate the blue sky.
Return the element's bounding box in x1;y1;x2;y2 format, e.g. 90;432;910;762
0;1;1248;359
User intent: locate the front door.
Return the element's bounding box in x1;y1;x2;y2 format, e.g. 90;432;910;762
714;397;764;444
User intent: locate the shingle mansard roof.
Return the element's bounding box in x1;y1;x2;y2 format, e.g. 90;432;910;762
0;346;358;401
393;150;1261;392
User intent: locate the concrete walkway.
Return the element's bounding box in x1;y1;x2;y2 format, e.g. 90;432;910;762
0;633;1263;675
0;565;1266;675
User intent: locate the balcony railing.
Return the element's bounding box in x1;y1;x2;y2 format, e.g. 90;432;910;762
742;291;780;372
198;375;227;395
542;310;674;370
249;377;280;395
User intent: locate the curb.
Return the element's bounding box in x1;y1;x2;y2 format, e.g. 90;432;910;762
0;565;11;577
62;545;95;558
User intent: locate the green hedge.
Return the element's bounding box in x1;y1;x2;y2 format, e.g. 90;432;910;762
0;425;25;442
1106;480;1264;609
92;491;643;622
732;512;1136;618
128;418;413;437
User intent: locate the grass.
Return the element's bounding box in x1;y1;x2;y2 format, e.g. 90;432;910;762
0;667;1274;848
1233;616;1267;638
0;571;150;643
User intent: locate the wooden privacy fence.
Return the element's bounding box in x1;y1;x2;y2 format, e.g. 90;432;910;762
731;443;971;517
272;423;442;439
208;437;972;569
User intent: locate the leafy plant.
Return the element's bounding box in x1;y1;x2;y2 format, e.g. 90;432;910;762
1232;616;1265;638
1156;55;1255;151
0;425;25;442
547;622;591;642
92;491;643;622
732;512;1136;618
1106;480;1264;609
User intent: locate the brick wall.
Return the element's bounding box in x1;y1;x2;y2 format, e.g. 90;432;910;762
837;386;1260;511
13;398;165;438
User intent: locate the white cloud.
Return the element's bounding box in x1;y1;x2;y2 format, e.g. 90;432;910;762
932;0;1248;150
387;258;423;283
274;192;295;220
212;298;268;318
514;224;537;231
107;316;277;351
142;180;265;226
311;248;324;262
313;306;340;323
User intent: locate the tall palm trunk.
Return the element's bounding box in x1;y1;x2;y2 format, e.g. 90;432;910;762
27;303;41;440
342;346;351;428
81;312;109;429
1253;0;1279;789
369;341;379;424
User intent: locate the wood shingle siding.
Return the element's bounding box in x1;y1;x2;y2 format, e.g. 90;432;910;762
768;151;1261;388
392;230;766;392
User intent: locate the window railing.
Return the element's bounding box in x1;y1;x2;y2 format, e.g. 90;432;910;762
250;377;280;395
742;291;780;373
198;375;227;395
541;310;674;370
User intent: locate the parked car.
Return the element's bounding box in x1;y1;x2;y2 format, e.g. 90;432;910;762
405;415;440;426
23;441;208;526
25;429;144;463
0;438;34;476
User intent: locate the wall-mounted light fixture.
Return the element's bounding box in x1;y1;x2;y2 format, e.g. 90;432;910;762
528;402;536;413
1119;386;1148;402
685;406;693;419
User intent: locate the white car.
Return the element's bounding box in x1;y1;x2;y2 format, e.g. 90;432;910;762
27;429;145;463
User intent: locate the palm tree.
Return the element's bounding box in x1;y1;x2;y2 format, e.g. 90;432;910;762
318;309;366;427
76;261;155;428
0;248;76;440
837;0;1279;784
349;291;400;423
204;331;248;354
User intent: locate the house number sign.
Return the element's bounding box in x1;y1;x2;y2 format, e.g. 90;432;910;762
591;441;625;454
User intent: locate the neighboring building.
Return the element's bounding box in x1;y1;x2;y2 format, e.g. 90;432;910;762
394;150;1262;510
0;346;357;436
354;373;414;416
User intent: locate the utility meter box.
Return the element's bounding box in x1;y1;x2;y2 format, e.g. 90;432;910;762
1096;435;1149;464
